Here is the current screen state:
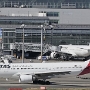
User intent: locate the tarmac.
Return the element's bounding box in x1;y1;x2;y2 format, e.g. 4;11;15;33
0;75;90;90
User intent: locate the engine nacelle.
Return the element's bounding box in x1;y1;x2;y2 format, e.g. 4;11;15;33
50;51;58;59
19;75;35;83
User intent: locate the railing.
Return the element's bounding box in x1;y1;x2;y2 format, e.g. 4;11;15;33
1;24;90;29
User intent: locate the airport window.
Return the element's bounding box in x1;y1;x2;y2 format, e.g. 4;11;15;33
39;11;46;13
9;38;13;43
54;12;59;16
4;32;8;36
46;12;59;17
3;44;10;49
9;32;14;36
49;19;58;24
4;38;8;43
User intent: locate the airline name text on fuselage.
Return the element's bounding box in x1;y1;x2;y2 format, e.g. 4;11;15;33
0;65;10;68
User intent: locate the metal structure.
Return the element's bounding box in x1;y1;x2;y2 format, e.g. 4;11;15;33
40;25;43;62
20;24;26;63
0;41;3;57
14;42;56;54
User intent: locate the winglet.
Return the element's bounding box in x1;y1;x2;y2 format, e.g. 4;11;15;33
78;60;90;76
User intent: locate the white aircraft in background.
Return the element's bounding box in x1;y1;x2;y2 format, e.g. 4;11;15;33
0;60;90;85
58;44;90;61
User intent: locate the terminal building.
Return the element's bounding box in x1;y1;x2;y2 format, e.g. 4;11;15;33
0;0;90;58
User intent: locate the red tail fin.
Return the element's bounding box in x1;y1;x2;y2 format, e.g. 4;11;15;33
78;61;90;76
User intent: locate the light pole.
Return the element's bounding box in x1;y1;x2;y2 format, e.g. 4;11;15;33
50;25;54;45
40;25;43;62
20;24;26;63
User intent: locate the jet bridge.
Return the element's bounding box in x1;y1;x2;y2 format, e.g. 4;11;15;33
14;42;52;53
12;42;58;59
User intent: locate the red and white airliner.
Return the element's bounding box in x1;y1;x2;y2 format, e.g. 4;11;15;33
0;60;90;85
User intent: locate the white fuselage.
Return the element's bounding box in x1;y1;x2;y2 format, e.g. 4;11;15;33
59;45;90;57
0;61;88;79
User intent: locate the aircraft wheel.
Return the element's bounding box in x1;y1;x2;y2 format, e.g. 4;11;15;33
45;81;50;85
83;58;87;61
38;80;44;84
66;56;70;61
33;80;38;84
83;56;90;61
33;80;50;85
41;80;46;85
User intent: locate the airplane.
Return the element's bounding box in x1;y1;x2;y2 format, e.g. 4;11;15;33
0;60;90;85
58;44;90;61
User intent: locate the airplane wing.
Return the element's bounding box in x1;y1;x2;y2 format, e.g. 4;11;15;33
35;71;71;78
16;71;71;76
15;70;72;79
58;46;77;56
58;50;76;56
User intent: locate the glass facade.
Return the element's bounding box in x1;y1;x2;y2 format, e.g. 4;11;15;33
1;16;90;50
49;20;59;24
2;27;90;50
0;17;49;25
46;12;59;17
0;0;90;9
2;28;16;50
15;28;90;46
1;16;49;50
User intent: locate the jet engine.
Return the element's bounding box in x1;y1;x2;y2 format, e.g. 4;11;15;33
19;75;35;83
50;51;59;59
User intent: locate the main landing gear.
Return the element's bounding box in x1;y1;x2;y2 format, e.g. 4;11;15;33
33;80;50;85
